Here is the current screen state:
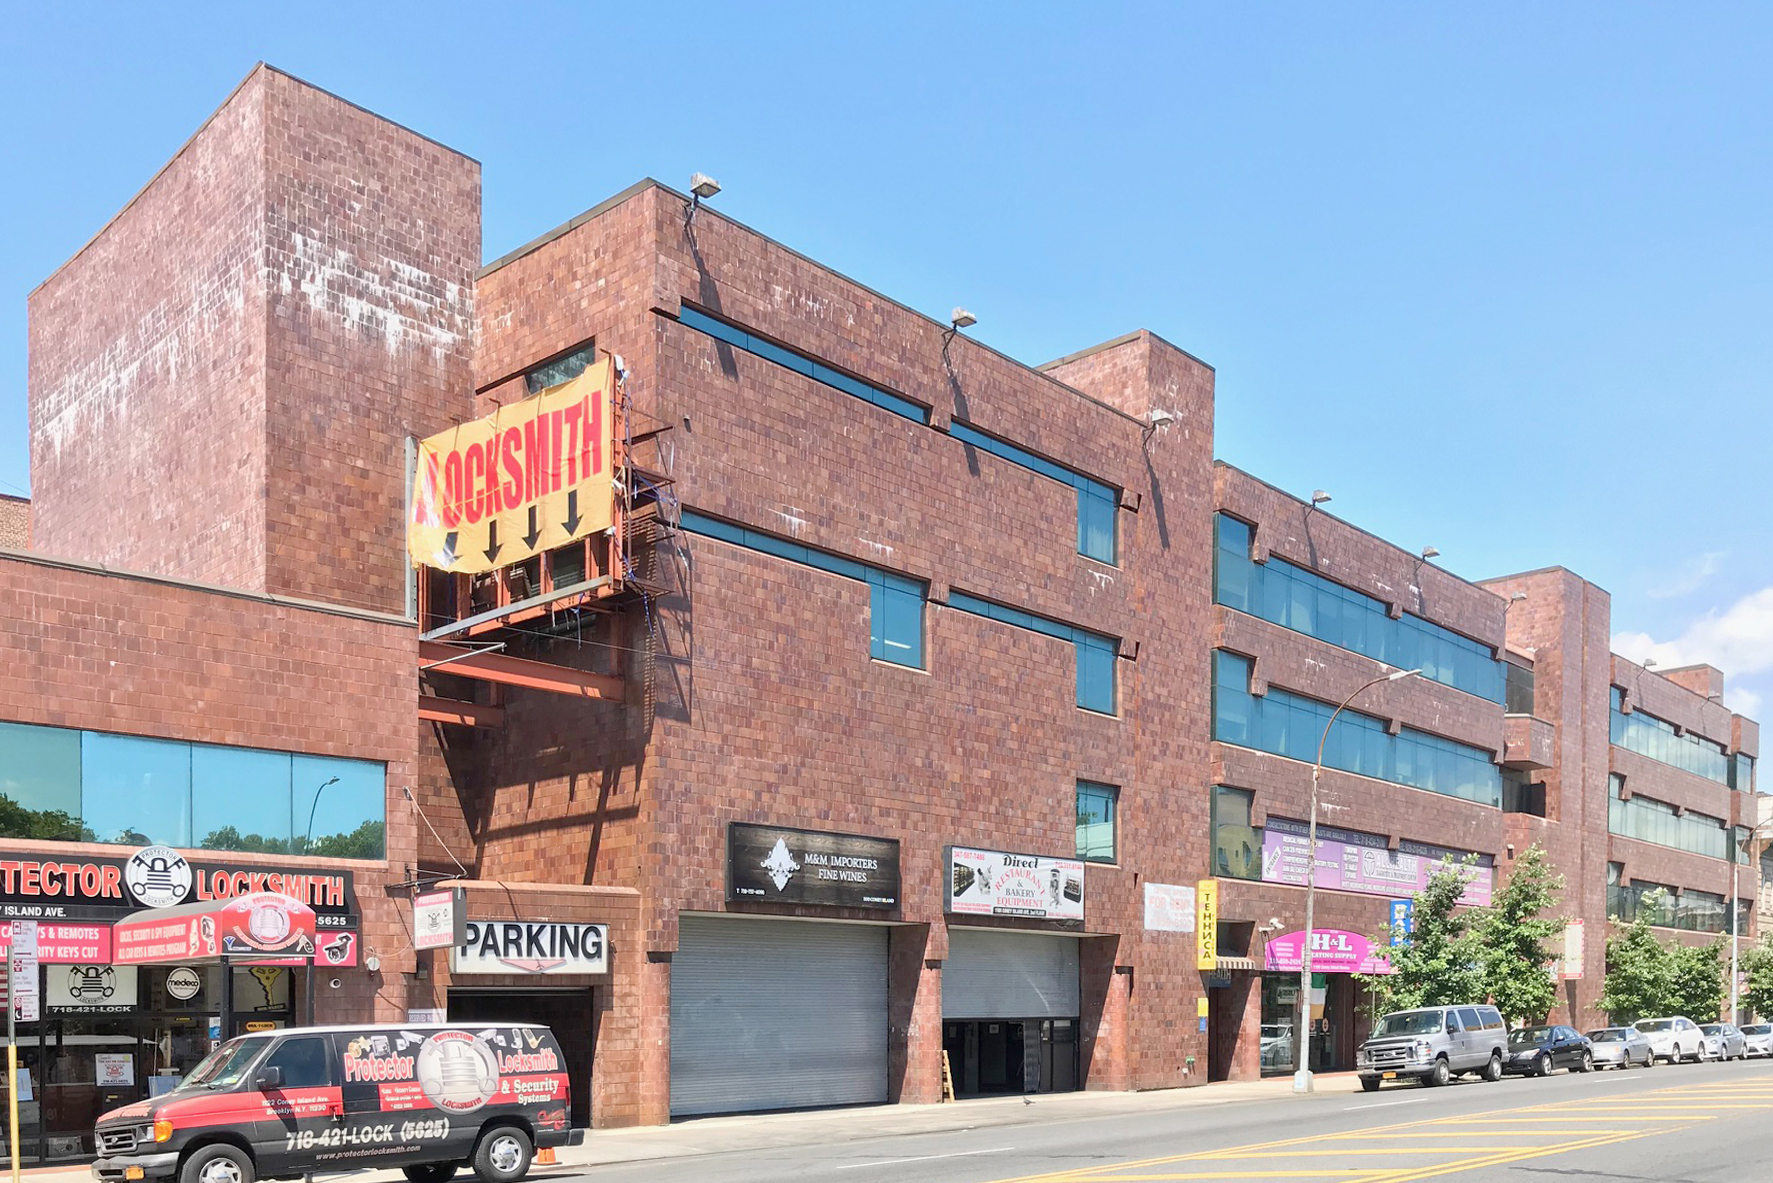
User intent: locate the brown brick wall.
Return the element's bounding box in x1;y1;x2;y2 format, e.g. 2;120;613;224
0;550;420;1020
259;71;479;615
28;72;270;590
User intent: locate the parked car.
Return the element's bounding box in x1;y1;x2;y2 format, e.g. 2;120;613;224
1355;1004;1507;1091
1585;1027;1654;1069
1700;1022;1747;1061
1260;1023;1295;1069
92;1023;572;1183
1505;1025;1593;1076
1741;1023;1773;1057
1634;1016;1703;1063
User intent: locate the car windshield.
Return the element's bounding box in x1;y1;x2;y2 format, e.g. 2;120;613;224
1743;1025;1771;1035
183;1037;269;1090
1373;1011;1444;1037
1587;1029;1625;1042
1701;1025;1724;1035
1510;1026;1555;1046
1636;1020;1674;1032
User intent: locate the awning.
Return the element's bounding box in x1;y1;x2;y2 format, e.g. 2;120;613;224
114;892;317;964
1209;956;1257;972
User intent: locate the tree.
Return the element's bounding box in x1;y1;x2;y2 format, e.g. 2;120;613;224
1477;844;1565;1025
1599;902;1673;1024
1666;940;1725;1022
0;794;95;842
1740;936;1773;1020
1360;857;1486;1012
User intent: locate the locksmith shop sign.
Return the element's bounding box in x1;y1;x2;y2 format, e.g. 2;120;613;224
0;848;360;962
451;922;609;975
727;824;901;909
410;358;616;575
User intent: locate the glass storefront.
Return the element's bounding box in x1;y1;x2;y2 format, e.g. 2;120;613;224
1260;973;1348;1077
1;965;299;1162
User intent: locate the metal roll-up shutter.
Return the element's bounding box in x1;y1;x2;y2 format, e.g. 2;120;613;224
943;929;1079;1019
670;916;888;1116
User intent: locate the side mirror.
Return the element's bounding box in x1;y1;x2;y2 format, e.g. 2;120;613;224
255;1066;283;1090
1445;1022;1456;1035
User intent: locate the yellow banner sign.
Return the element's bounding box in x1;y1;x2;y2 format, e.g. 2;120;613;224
409;359;615;575
1195;879;1218;971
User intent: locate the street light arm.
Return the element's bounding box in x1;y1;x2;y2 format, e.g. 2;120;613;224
1296;666;1419;1094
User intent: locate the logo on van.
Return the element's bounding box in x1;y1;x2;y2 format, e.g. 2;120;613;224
416;1031;500;1113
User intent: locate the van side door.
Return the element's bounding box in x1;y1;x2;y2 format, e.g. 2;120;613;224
1455;1009;1486;1069
251;1034;343;1174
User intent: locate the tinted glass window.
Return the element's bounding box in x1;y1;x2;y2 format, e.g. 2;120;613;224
81;732;191;847
1457;1008;1482;1030
1076;781;1118;863
261;1037;331;1089
0;721;84;840
1480;1009;1505;1030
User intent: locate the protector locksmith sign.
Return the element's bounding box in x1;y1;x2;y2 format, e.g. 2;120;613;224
727;824;900;909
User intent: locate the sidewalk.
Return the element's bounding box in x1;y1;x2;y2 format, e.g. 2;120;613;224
24;1075;1361;1180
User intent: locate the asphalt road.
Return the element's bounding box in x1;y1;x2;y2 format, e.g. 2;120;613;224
567;1058;1773;1183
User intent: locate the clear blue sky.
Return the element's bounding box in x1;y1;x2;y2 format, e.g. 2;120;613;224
3;4;1769;717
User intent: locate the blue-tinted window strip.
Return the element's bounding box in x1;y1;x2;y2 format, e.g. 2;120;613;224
950;421;1116;499
1214;514;1505;703
1609;690;1731;785
948;591;1118;713
680;511;926;669
947;591;1111;648
1211;650;1501;807
676;306;929;424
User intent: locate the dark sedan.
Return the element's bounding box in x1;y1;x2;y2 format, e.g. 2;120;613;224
1506;1024;1594;1076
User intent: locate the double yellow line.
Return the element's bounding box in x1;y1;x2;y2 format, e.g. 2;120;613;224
976;1076;1771;1183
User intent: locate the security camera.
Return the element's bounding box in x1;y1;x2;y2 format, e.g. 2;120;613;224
1147;409;1176;427
1268;917;1283;930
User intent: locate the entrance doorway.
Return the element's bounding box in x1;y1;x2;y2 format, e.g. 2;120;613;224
448;988;594;1128
941;1019;1077;1096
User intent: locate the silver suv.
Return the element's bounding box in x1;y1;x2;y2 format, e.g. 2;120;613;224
1357;1004;1508;1090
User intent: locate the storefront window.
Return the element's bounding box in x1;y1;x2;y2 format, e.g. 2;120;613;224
292;755;386;858
81;732;192;847
0;720;385;860
193;746;294;853
0;721;84;839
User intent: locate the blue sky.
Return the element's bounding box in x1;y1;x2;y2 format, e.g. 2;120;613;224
2;4;1769;717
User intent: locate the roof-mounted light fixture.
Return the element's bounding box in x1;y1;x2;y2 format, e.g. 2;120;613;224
685;172;721;227
942;307;976;363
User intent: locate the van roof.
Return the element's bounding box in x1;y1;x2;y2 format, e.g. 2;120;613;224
231;1023;552;1037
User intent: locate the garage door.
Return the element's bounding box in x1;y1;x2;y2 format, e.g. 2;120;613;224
670;916;889;1116
943;929;1079;1019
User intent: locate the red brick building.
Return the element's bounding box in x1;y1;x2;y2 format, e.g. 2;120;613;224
2;65;1759;1155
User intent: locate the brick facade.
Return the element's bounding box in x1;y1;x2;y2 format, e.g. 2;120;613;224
0;495;28;549
10;65;1764;1144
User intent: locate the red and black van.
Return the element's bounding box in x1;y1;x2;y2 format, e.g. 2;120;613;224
92;1024;571;1183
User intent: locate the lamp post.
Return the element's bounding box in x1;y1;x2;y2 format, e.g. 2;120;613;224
1295;666;1422;1094
301;777;340;856
1729;818;1773;1022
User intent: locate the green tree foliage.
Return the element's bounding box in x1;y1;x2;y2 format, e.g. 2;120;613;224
1600;906;1673;1024
0;794;95;842
1740;937;1773;1020
1360;857;1486;1011
1597;889;1724;1024
199;820;385;859
1476;844;1565;1025
1666;940;1725;1023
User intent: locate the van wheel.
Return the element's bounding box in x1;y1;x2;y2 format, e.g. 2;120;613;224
473;1126;534;1183
1426;1057;1450;1087
181;1145;254;1183
1482;1052;1503;1082
404;1165;461;1183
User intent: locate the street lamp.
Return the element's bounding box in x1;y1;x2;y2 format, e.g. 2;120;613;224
1295;666;1422;1094
302;777;340;855
1730;817;1773;1021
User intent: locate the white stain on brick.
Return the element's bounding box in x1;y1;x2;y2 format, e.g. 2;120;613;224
272;231;470;360
860;538;895;558
1089;569;1116;591
775;509;808;537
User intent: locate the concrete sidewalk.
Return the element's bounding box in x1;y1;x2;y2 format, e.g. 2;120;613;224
27;1075;1361;1180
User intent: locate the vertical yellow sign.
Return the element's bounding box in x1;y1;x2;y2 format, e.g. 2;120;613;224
1196;879;1218;970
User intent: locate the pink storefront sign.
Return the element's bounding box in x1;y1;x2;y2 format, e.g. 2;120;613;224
1264;929;1392;975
